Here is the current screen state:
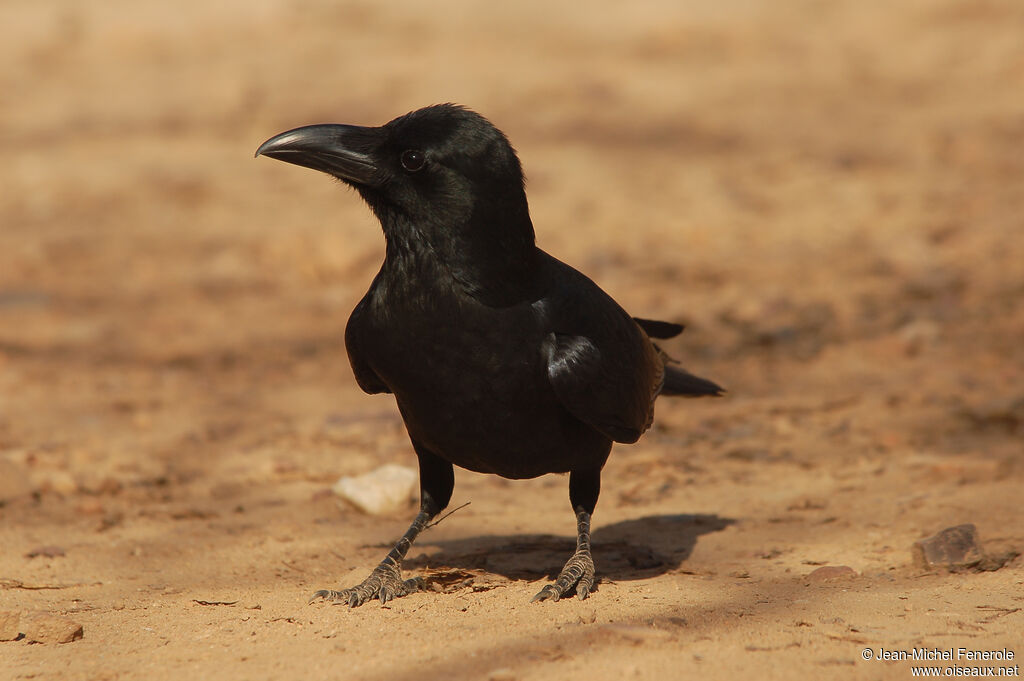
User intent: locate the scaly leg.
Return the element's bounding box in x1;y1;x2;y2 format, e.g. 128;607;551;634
311;444;454;607
532;468;600;602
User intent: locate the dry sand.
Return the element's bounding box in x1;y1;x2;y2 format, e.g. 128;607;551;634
1;0;1022;679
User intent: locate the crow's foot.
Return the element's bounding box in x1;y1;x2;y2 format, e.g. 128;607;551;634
311;563;423;607
531;547;596;602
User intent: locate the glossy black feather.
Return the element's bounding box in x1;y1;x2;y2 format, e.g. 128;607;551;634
662;366;725;397
633;318;685;339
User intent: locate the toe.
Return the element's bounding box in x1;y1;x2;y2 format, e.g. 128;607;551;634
310;564;420;608
576;564;595;600
531;585;561;603
309;589;333;604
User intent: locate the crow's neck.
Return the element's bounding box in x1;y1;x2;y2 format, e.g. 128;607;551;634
380;208;540;307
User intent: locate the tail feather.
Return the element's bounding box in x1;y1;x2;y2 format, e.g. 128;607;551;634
636;317;723;397
661;366;725;397
634;317;685;339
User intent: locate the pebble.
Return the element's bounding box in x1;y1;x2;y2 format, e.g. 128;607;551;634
487;669;517;681
21;613;84;644
912;524;982;570
0;611;21;641
805;565;857;582
47;471;79;495
332;464;418;515
26;545;66;559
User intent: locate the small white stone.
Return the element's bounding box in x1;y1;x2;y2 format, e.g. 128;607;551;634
331;464;418;515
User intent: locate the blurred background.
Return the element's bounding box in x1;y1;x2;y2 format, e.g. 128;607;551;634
1;0;1022;678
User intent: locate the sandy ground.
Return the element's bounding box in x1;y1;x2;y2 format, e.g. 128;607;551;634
2;0;1023;679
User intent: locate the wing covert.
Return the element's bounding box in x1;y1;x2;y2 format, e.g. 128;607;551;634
543;331;659;444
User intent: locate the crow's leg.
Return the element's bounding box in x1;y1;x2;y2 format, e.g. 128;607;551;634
311;444;453;607
532;467;600;602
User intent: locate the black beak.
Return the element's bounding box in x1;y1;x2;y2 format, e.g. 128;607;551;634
255;124;386;187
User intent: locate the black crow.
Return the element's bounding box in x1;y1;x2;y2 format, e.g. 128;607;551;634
256;104;722;606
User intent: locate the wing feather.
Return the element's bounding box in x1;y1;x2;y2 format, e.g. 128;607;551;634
543;331;657;444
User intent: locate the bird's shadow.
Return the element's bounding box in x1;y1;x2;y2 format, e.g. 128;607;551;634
406;514;735;584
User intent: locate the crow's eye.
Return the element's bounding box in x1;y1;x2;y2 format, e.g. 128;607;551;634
400;149;426;172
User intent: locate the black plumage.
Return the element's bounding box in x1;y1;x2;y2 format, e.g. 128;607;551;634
256;104;723;606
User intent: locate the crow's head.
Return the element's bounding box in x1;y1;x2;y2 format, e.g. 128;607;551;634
258;104;539;302
257;104;532;240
